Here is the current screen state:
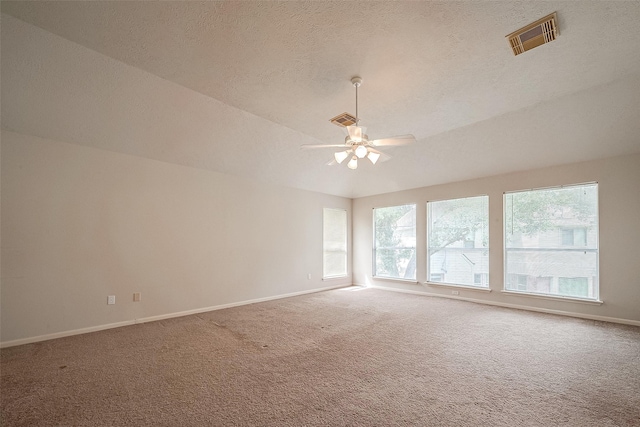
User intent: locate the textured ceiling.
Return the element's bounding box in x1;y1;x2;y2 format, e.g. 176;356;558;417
2;1;640;198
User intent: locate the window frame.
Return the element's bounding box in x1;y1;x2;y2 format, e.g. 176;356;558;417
322;207;348;279
372;203;417;282
503;182;600;302
426;195;490;289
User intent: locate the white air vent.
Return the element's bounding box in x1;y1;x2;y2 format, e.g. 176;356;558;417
329;112;357;127
507;13;558;56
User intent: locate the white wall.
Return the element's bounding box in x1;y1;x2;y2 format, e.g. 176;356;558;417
353;153;640;324
3;131;638;348
1;131;351;345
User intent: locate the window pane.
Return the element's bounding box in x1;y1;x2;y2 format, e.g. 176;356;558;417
373;204;416;280
427;195;489;287
323;208;347;278
558;277;589;298
504;183;599;300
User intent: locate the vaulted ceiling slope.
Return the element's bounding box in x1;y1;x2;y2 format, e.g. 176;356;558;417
2;1;640;198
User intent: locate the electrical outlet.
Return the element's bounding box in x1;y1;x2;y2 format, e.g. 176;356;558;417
107;295;116;305
307;273;312;280
133;292;141;302
451;290;460;296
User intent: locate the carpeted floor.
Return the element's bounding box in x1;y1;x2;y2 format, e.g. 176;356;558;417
2;287;640;426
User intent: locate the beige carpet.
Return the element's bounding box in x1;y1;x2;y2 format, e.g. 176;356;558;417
2;287;640;426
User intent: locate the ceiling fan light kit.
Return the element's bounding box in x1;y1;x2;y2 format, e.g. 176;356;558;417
334;150;350;164
347;156;358;170
301;76;416;170
355;145;368;158
367;151;381;164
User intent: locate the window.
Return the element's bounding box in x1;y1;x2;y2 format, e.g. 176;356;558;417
504;183;599;300
562;228;587;246
373;204;416;280
427;195;489;287
474;273;488;287
323;208;347;278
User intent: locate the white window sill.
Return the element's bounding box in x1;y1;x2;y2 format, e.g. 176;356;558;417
424;282;492;292
501;290;603;305
372;276;419;284
322;275;348;281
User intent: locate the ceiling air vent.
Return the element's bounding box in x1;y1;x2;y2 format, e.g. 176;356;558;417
507;13;558;56
329;112;357;127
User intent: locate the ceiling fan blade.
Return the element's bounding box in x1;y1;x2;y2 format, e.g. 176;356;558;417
300;144;348;149
346;125;366;142
378;153;392;163
370;134;416;147
326;159;338;166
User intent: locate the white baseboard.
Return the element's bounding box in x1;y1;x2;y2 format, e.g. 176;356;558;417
0;320;138;349
5;282;634;348
366;284;640;327
0;284;349;348
133;283;348;325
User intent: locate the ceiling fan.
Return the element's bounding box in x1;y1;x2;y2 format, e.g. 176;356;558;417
301;76;416;170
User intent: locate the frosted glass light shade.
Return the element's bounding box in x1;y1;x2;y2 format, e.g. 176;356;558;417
347;156;358;170
334;150;350;164
367;151;381;164
355;145;368;158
